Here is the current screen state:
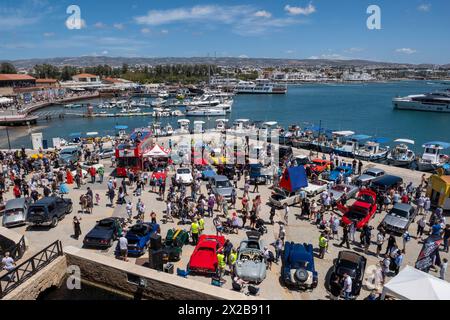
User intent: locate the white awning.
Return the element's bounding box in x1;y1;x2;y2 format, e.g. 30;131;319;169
86;132;99;136
178;119;190;123
332;131;355;137
394;139;415;145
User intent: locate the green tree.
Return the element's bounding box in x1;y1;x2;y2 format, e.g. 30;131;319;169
0;62;17;74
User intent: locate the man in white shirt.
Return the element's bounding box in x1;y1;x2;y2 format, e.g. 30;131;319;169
1;252;15;271
343;273;353;300
119;235;129;262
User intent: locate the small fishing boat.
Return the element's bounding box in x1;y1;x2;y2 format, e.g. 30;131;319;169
417;141;450;172
186;108;226;116
387;139;416;167
354;139;389;162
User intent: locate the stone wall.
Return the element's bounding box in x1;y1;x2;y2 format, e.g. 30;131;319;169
2;256;67;300
64;246;258;300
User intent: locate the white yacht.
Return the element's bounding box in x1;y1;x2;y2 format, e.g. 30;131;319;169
158;90;170;98
185;94;221;107
151;98;167;107
393;90;450;113
387;139;416;167
234;79;287;94
417;141;450;172
176;119;191;134
120;107;141;113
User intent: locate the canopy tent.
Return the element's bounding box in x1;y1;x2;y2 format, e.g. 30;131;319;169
86;132;99;137
143;144;170;158
382;265;450;300
350;134;372;141
69;132;82;137
394;138;415;145
115;125;128;130
279;166;308;193
423;141;450;149
372;137;389;144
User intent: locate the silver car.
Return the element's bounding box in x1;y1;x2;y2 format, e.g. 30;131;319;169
2;198;31;228
355;168;385;186
235;232;267;284
379;203;417;236
210;175;233;202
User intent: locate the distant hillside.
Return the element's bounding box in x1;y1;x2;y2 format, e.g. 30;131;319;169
1;56;446;69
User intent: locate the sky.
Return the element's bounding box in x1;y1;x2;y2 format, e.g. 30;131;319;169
0;0;449;64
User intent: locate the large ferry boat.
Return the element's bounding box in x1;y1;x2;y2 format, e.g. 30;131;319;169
392;90;450;112
234;79;287;94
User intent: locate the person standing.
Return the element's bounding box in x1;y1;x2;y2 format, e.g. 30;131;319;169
269;205;276;225
1;252;16;272
190;218;200;245
97;166;105;184
118;234;129;262
376;229;385;258
329;274;342;300
217;248;226;281
417;216;427;240
339;224;350;249
319;233;328;259
440;258;448;280
89;166;96;184
394;250;404;275
443;225;450;253
274;237;283;263
284;204;289;226
342;273;353;300
73;216;82;240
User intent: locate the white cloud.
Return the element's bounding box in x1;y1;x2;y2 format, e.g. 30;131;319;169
254;10;272;18
238;54;249;58
284;3;316;16
43;32;55;37
417;4;431;12
161;29;169;34
309;53;347;60
134;5;304;36
285;50;295;54
113;23;125;30
345;47;364;53
94;22;106;29
141;28;151;34
395;48;417;54
101;50;109;55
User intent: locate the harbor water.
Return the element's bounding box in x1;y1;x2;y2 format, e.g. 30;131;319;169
1;80;449;151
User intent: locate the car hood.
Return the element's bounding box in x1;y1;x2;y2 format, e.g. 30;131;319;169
357;174;375;182
214;187;233;196
85;228;113;239
383;215;409;229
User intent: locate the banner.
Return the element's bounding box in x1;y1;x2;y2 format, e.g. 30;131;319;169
415;234;443;272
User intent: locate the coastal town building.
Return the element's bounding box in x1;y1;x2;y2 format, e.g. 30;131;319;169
0;74;36;95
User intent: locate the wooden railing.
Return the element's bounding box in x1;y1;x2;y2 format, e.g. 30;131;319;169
0;240;63;298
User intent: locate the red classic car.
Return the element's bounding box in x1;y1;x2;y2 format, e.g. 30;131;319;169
188;235;225;274
307;159;331;174
339;189;377;230
151;166;167;182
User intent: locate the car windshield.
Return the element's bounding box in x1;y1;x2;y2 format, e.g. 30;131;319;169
364;171;377;177
177;168;191;174
216;180;232;188
61;149;76;155
97;220;114;228
5;208;23;216
358;194;374;204
29;207;45;215
347;208;367;220
130;224;148;236
390;207;409;218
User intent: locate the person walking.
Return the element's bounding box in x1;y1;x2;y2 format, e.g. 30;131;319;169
417;216;426;240
319;232;328;259
440;258;448;280
118;234;129;262
284;204;289;226
394;249;404;275
342;273;353;300
339;224;350;249
73;216;82;240
376;229;385;257
97;166;105;184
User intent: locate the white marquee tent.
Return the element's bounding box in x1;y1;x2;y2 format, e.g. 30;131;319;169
382;265;450;300
143;144;170;158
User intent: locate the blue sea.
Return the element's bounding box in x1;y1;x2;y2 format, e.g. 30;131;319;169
1;80;449;151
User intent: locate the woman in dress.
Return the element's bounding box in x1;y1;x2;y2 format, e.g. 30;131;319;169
73;216;82;240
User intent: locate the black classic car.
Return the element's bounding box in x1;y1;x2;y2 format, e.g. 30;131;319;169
26;196;73;228
329;251;367;297
83;217;123;248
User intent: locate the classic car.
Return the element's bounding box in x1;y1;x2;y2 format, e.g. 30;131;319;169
282;242;318;290
115;222;160;256
188;235;225;274
307;159;332;174
302;179;331;197
83;217;123;248
339;189;378;230
379;203;417;236
235;232;267;283
329;184;359;202
175;167;193;185
199;165;217;180
322;165;353;183
209;175;234;202
98;148;115;159
162;228;190;261
269;187;302;208
354;167;385;186
151;166;168;182
329;251;367;297
58;147;80;167
26;196;73;228
2;198;31;228
370;175;403;193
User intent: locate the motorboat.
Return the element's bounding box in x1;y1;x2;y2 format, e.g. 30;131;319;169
186;108;226;117
185;94;221;107
64;104;83;108
130;99;150;108
165;123;174;136
417;141;450;172
393;90;450;113
158;90;170;98
234;79;287;94
120;107;141;113
151;98;167;107
387;139;416;167
215;119;229;132
354;140;389;162
176;119;191;134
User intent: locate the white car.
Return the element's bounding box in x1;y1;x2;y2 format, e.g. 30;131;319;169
175;167;193;185
302;179;332;197
270;188;302;208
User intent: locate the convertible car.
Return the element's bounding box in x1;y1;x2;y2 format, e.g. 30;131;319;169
282;242;318;290
162;228;190;261
339;189;377;230
235;231;267;284
307;159;331;174
83;217;123;249
322;165;353;182
188;235;225;274
329;251;367;297
115;222;160;256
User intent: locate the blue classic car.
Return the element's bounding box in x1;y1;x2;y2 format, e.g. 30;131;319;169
322;165;353;182
200;165;217;180
116;222;160;256
282;242;318;290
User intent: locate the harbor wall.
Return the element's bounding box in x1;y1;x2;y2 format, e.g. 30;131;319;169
1;255;67;300
64;246;258;300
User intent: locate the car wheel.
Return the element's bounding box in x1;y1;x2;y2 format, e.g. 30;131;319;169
51;216;59;228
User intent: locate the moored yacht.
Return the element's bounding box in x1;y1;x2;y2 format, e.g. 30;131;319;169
387;139;416;167
393;90;450;113
186;108;226;117
417;141;450;172
234;79;287;94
